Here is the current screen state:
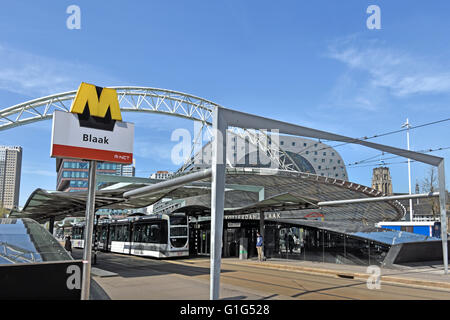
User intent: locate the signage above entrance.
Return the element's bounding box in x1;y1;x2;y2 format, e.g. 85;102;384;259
50;83;134;164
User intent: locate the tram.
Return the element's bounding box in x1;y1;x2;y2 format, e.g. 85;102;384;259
71;213;189;258
376;221;441;238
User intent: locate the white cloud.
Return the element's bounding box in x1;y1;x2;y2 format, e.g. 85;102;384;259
0;43;118;97
327;38;450;98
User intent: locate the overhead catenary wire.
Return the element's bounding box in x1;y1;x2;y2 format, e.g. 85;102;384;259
134;118;449;176
347;146;450;167
314;146;450;173
294;117;450;157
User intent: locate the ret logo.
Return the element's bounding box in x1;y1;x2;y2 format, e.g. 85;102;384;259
70;82;122;131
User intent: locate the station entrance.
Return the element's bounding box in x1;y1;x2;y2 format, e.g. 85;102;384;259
189;220;259;258
187;217;394;266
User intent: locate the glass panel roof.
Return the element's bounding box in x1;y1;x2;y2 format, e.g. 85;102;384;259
12;168;404;223
272;219;439;245
0;219;72;264
352;230;439;245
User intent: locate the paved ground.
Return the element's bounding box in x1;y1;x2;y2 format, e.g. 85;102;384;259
73;249;450;300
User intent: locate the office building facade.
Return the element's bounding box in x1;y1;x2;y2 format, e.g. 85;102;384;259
150;171;173;180
56;159;136;216
56;159;125;192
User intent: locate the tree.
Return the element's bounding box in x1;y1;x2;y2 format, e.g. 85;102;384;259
0;207;10;218
421;167;440;219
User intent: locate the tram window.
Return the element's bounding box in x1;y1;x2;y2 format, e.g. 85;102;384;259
141;224;151;243
110;226;116;241
117;225;127;242
117;226;122;241
124;225;130;242
149;224;161;243
117;225;123;241
101;227;108;241
133;224;142;242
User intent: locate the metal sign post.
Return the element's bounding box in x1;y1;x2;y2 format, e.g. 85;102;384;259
81;160;97;300
210;107;226;300
47;83;134;299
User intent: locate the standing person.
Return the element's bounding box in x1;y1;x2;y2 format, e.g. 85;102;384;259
288;233;294;254
64;235;72;257
256;232;264;262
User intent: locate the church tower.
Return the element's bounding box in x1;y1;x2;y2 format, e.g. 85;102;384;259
371;167;393;195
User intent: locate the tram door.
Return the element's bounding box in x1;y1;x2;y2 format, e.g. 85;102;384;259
199;230;210;255
224;229;239;257
99;225;109;251
107;225;114;252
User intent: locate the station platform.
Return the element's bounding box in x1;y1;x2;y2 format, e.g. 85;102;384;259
221;257;450;290
73;249;450;300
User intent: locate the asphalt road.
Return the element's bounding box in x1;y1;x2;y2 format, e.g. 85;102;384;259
73;249;450;300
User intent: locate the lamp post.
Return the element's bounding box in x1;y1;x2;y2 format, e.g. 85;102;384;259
402;118;413;222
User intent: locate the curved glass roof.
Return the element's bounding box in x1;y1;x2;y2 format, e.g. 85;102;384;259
352;230;439;245
0;218;72;264
273;219;439;245
13;168;404;224
284;151;316;174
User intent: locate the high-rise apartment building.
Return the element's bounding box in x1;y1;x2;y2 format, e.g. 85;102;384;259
0;146;22;210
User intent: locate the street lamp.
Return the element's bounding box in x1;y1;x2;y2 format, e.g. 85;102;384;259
401;118;413;222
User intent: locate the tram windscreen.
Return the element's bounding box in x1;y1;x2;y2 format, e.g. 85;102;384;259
170;238;188;248
170;216;187;226
170;227;188;237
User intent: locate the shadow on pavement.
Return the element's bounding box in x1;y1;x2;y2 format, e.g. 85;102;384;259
221;295;247;300
72;249;232;278
90;278;110;300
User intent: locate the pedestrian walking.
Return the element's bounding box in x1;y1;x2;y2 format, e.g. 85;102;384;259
64;235;72;257
256;232;264;262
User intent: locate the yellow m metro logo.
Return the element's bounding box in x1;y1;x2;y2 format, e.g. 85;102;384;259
70;82;122;121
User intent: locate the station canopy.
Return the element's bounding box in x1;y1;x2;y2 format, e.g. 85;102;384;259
11;168;405;223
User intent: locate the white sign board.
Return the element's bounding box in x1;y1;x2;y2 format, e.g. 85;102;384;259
51;110;134;164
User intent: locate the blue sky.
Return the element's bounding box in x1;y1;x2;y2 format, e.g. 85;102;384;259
0;1;449;206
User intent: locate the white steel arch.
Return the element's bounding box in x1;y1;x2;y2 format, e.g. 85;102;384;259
0;87;300;173
0;87;217;131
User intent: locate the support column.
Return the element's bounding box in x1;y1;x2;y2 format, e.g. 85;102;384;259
81;160;97;300
210;107;227;300
259;210;265;259
437;160;448;274
93;214;99;265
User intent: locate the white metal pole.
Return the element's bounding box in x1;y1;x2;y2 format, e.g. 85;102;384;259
81;160;97;300
437;161;448;274
210;107;227;300
403;118;413;221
